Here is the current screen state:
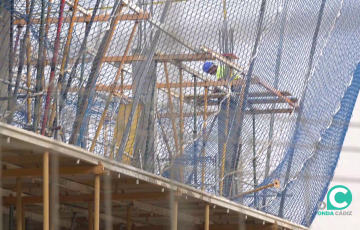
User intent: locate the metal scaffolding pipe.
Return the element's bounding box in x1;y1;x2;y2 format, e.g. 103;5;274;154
231;179;280;199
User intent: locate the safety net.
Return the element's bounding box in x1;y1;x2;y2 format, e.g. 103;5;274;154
0;0;359;226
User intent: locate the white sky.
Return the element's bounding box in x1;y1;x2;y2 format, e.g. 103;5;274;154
311;95;360;229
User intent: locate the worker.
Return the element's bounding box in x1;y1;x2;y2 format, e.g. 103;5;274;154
202;62;240;81
203;61;241;93
203;61;241;197
162;163;171;179
162;159;184;182
162;162;180;181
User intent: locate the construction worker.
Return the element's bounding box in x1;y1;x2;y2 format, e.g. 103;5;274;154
202;62;219;76
203;61;241;197
202;61;241;92
162;163;171;179
162;162;181;181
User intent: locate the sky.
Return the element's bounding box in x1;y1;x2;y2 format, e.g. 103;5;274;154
311;94;360;229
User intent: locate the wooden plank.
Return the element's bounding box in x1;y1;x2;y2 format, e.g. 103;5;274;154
16;54;215;66
158;108;295;118
110;103;141;161
184;91;292;101
2;155;49;164
4;192;171;204
1;165;105;177
203;97;298;106
2;182;42;190
14;12;150;26
1;155;69;164
68;79;250;93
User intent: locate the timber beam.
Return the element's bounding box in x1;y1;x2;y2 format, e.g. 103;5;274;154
1;156;67;165
69;79;252;93
14;12;150;26
1;165;105;177
158;108;296;119
16;54;215;66
4;192;171;204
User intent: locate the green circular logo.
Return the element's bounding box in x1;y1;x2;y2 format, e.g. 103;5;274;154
327;185;352;210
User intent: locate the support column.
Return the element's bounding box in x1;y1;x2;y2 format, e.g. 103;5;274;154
88;202;94;230
16;177;22;230
172;200;178;230
2;213;9;229
94;175;100;230
22;202;25;230
205;204;209;230
43;151;49;230
127;207;131;230
9;205;14;230
25;218;30;230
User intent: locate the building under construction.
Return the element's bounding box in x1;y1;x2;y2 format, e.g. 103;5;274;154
0;0;359;229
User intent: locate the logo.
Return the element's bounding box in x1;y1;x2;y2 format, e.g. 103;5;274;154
327;185;352;210
317;185;352;216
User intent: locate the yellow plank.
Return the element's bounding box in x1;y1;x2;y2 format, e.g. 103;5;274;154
112;103;141;163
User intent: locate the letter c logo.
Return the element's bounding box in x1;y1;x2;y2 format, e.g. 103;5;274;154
327;185;352;210
329;187;348;208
